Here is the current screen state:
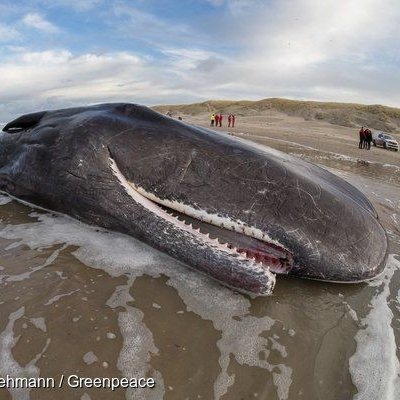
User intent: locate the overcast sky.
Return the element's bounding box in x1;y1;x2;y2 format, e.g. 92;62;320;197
1;0;400;122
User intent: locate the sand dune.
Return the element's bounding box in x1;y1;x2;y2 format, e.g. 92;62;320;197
154;98;400;134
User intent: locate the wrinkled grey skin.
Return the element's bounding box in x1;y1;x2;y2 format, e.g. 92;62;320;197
0;103;388;294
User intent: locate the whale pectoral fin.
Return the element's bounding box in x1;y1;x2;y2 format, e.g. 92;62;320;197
2;111;47;133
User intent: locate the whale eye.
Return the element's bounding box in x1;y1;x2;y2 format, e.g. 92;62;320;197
2;111;46;134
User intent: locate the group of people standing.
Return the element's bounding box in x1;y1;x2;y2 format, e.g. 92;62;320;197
359;126;372;150
210;113;236;128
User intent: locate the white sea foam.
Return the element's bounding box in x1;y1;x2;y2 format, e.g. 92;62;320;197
108;276;165;400
0;195;12;205
4;243;69;283
0;307;50;400
349;254;400;400
44;289;80;306
30;317;47;332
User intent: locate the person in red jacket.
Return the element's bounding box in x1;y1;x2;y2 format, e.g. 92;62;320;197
215;114;220;127
228;114;232;127
219;114;223;127
232;114;235;128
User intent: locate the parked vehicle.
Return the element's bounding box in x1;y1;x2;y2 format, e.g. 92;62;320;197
372;131;399;151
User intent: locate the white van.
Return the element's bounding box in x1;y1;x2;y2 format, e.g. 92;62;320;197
372;131;399;151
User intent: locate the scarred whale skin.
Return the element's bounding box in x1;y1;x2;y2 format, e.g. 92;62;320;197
0;103;388;295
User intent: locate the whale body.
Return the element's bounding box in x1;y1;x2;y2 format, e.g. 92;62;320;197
0;103;388;295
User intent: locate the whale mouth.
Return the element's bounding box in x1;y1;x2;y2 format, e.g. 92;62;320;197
155;207;294;274
110;157;294;275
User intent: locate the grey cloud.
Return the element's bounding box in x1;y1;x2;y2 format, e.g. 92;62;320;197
194;56;225;73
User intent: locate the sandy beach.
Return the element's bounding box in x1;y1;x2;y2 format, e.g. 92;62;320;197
183;110;399;167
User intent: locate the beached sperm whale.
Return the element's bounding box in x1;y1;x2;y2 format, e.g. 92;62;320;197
0;103;388;295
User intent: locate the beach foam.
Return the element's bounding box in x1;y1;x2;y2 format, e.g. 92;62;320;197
349;254;400;400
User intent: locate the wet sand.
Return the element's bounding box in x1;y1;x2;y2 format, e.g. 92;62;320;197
0;113;399;400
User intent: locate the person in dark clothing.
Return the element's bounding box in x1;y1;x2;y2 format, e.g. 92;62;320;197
232;114;235;128
363;129;369;149
365;129;372;150
359;127;365;149
219;114;223;127
215;114;220;127
228;114;232;127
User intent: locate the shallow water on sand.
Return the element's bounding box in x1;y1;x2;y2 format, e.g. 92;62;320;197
0;145;399;400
